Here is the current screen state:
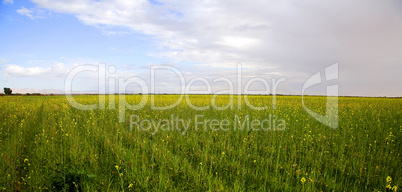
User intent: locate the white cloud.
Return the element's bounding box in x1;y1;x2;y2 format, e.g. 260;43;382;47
4;62;68;78
16;6;47;19
5;64;50;76
2;0;13;4
17;7;34;19
28;0;402;96
218;36;260;49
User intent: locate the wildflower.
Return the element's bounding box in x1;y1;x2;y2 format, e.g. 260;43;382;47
199;162;202;165
222;152;225;155
387;184;392;189
301;177;306;184
115;165;119;170
392;186;397;191
387;176;392;183
128;183;133;188
24;158;29;163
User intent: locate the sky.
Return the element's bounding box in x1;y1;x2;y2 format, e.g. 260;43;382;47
0;0;401;96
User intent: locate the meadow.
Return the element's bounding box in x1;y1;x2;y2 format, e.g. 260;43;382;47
0;95;400;191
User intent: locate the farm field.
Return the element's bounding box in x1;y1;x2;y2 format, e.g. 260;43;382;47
0;95;401;191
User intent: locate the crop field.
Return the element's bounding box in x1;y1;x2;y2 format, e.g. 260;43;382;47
0;95;400;191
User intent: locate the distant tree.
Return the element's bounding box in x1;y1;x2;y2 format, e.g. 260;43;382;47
3;87;12;95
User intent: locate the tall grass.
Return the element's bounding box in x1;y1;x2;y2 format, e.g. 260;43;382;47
0;95;400;191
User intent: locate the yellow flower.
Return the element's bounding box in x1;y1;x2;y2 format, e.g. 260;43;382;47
24;158;28;163
128;183;133;188
119;173;123;177
221;152;225;155
387;176;392;183
115;165;119;170
387;184;392;189
301;177;306;184
392;186;397;191
199;162;202;165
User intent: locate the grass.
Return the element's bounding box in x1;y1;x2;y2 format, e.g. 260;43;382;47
0;95;400;191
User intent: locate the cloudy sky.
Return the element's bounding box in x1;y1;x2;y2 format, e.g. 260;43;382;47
0;0;401;96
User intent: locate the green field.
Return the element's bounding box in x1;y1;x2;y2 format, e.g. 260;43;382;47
0;95;400;191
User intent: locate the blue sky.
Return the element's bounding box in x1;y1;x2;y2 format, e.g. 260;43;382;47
0;0;164;92
1;0;401;96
